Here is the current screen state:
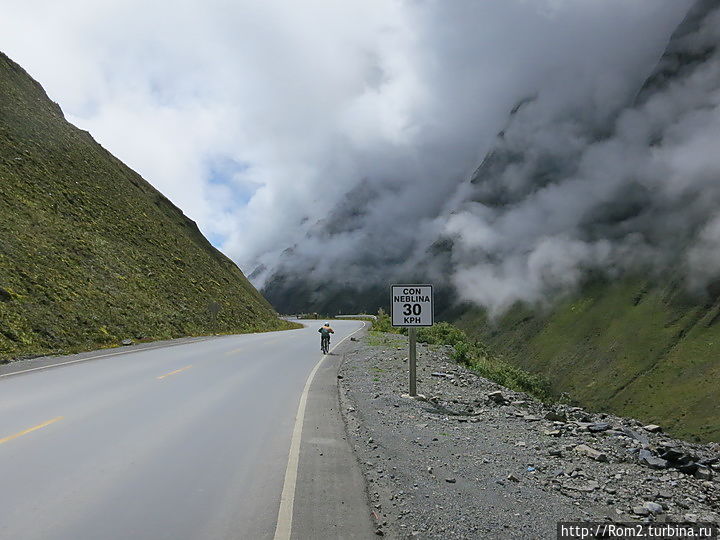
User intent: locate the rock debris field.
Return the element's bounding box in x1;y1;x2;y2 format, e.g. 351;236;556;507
337;333;719;539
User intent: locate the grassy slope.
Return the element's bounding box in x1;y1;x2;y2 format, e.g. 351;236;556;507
454;276;720;442
0;52;294;361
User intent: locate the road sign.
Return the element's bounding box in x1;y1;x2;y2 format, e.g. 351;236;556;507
391;285;433;327
391;284;433;398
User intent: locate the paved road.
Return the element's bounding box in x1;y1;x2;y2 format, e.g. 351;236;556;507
0;320;369;540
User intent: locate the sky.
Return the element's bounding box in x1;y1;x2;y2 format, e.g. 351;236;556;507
4;0;719;313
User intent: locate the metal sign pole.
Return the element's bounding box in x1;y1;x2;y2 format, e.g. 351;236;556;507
409;327;417;397
391;284;432;400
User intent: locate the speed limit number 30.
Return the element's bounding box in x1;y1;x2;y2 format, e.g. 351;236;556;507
391;285;433;327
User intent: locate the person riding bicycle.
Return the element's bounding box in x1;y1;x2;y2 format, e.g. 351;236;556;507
319;323;334;352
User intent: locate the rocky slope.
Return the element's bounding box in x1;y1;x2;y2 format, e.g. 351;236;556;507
0;52;292;361
451;0;720;443
339;333;719;538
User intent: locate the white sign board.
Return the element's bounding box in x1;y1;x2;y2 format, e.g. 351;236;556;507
391;284;433;327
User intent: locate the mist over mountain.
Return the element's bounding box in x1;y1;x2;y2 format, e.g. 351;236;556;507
446;0;720;315
261;0;720;316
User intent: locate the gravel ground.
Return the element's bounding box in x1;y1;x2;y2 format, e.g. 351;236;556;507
338;333;720;539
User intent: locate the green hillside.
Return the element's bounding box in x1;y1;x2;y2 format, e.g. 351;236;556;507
0;52;294;362
455;275;720;442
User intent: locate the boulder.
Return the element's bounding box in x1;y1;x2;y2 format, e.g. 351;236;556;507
574;444;608;462
694;466;713;480
588;422;611;433
632;506;651;517
544;410;568;422
677;463;699;476
659;447;686;462
487;391;507;404
622;427;649;447
643;502;664;515
639;449;669;469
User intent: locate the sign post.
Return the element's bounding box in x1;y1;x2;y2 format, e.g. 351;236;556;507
408;327;417;396
391;284;433;397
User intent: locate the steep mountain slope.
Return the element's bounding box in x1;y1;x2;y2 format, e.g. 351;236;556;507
456;275;720;442
0;52;291;361
261;1;720;442
454;0;720;442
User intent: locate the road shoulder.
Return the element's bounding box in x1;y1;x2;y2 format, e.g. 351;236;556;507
292;337;377;539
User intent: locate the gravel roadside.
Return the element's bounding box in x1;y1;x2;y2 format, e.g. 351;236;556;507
338;332;720;539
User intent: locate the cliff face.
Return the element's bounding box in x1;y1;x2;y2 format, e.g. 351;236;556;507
0;52;289;361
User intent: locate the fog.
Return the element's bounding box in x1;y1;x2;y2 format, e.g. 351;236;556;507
3;0;717;313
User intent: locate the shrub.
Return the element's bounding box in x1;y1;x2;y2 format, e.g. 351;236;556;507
373;308;396;333
370;308;552;401
451;341;472;364
417;322;467;347
468;353;552;401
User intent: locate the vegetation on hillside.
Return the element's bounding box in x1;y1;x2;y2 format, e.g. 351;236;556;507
0;52;296;362
371;309;552;401
455;275;720;442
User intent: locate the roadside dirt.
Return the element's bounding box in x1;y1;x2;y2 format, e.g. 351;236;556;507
338;333;720;539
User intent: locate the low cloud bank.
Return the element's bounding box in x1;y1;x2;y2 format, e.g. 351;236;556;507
5;0;718;314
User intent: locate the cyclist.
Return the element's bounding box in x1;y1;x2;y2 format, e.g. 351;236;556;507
318;322;334;353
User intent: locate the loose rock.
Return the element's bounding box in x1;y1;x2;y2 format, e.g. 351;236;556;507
487;391;506;404
643;502;664;515
574;444;608;462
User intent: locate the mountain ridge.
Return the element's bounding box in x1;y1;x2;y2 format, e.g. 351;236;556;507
260;0;720;441
0;51;293;361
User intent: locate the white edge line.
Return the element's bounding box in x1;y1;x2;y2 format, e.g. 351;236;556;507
273;321;367;540
0;337;212;379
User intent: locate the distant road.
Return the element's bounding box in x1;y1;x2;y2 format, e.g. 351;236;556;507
0;320;370;540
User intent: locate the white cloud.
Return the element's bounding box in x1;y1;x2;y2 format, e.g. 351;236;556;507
2;0;709;313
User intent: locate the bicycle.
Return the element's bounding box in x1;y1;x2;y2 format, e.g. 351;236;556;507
321;334;330;355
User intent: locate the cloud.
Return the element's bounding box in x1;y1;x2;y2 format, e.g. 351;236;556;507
4;0;715;315
442;0;720;312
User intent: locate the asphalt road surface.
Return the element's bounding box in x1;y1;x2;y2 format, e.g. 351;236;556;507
0;320;371;540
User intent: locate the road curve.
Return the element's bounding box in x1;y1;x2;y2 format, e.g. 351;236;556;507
0;319;366;540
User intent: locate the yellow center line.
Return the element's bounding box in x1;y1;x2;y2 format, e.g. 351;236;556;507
0;416;64;445
156;365;193;380
224;348;244;356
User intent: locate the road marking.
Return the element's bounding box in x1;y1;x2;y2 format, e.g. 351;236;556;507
224;347;244;356
0;417;63;445
274;321;366;540
156;365;193;380
0;338;212;379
